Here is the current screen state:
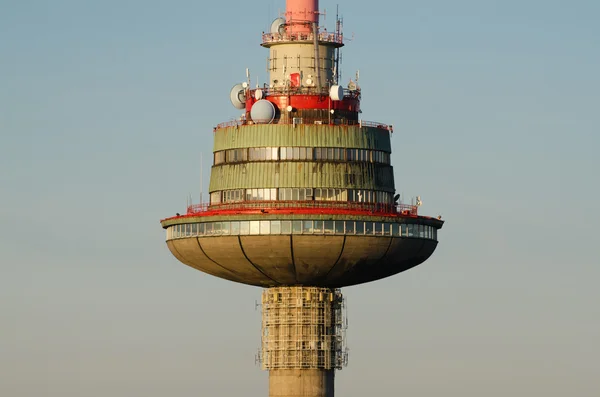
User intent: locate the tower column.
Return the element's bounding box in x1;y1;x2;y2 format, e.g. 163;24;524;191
260;286;347;397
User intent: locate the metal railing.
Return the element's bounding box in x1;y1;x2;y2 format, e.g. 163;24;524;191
215;118;392;131
186;200;418;217
262;32;343;45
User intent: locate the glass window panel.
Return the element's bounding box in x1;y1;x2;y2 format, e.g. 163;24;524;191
230;221;240;235
240;221;250;235
383;223;392;236
324;220;334;234
335;221;344;234
213;222;222;235
374;222;384;236
198;223;205;235
223;222;231;235
205;223;214;235
407;224;415;237
260;220;270;234
272;147;278;160
345;221;354;234
281;220;292;234
280;147;286;160
271;220;281;234
392;223;400;236
433;229;437;240
286;147;293;159
303;220;313;234
299;147;306;160
313;220;323;233
293;147;300;159
292;220;302;234
257;189;264;200
298;189;305;201
292;189;299;201
250;221;260;235
306;147;313;160
327;148;333;159
265;147;272;160
365;222;374;235
355;221;364;234
191;223;198;235
340;189;347;201
279;189;285;200
315;148;322;159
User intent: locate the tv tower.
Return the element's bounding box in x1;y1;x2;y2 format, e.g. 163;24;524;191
160;1;444;396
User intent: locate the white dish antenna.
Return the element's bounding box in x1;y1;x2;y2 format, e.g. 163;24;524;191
329;85;343;101
229;83;246;109
270;17;286;35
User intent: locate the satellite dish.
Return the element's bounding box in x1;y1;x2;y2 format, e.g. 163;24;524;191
255;89;263;100
306;78;313;85
270;17;286;35
393;194;400;202
329;85;343;101
229;83;246;109
250;99;276;124
286;105;293;112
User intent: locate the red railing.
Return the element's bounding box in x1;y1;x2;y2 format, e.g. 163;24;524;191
215;118;392;132
185;201;418;217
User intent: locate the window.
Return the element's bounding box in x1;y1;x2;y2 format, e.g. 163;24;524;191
271;220;281;234
303;220;313;234
281;220;291;234
313;220;323;233
260;220;270;234
292;220;302;234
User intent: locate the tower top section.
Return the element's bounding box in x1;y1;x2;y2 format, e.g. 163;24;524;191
286;0;319;33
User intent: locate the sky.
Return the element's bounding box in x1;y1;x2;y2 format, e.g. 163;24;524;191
1;0;599;396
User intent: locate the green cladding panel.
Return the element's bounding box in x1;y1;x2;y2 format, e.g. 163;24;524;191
209;162;395;192
213;124;392;152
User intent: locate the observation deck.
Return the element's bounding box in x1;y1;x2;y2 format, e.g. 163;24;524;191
261;31;344;48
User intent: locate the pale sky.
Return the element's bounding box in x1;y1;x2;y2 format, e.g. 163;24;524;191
1;0;599;396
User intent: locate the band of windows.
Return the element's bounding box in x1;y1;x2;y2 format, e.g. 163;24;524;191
213;147;391;165
167;220;437;241
211;188;393;205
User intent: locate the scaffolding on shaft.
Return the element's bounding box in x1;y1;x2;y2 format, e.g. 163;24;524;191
258;286;348;370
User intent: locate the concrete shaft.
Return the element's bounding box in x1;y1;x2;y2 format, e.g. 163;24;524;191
261;286;345;397
270;369;334;397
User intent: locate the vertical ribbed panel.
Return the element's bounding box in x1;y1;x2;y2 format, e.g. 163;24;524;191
209;162;394;192
213;125;391;152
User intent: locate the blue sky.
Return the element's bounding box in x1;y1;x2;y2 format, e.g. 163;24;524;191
1;0;599;396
